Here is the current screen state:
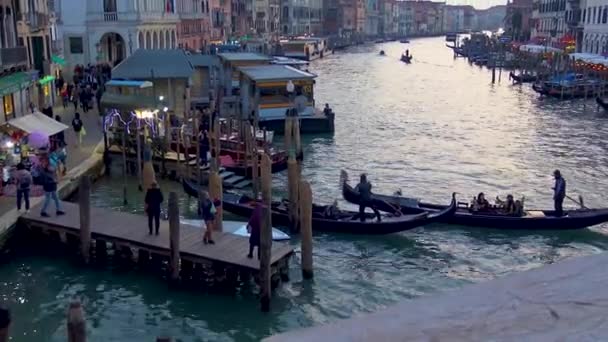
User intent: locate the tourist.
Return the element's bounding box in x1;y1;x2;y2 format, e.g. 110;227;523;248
247;202;262;258
71;85;79;111
71;112;84;146
199;190;216;244
323;103;332;116
144;182;163;235
473;192;490;211
199;130;210;165
354;173;381;222
95;86;104;110
553;170;566;216
15;163;32;212
54;115;66;147
61;86;69;108
40;157;64;217
0;305;10;342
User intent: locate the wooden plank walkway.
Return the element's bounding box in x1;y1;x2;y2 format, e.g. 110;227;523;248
21;202;294;271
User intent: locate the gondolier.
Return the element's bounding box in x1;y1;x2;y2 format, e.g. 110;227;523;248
553;170;566;217
354;174;381;222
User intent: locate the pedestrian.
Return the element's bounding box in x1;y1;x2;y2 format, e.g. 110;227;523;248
80;88;88;113
54;115;66;147
71;112;84;146
246;202;262;258
199;190;216;244
354;173;381;222
95;86;103;110
40;157;65;217
61;86;69;108
15;162;32;212
144;182;163;235
553;169;566;217
0;305;10;342
199;130;210;166
71;86;79;111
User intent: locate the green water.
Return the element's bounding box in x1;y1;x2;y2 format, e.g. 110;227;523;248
3;38;608;341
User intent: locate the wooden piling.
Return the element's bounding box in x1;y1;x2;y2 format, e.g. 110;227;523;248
136;124;142;191
78;176;91;264
67;300;86;342
121;128;128;205
259;153;273;312
293;117;303;162
0;305;10;342
176;129;182;179
299;180;313;279
168;192;180;283
287;158;300;232
208;170;224;232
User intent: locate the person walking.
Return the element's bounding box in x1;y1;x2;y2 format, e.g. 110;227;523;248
354;173;381;222
71;112;84;146
15;163;32;212
71;85;79;111
553;170;566;217
199;190;216;244
144;182;164;235
40;157;65;217
246;202;262;258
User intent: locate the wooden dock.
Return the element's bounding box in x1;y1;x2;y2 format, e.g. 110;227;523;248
20;202;294;273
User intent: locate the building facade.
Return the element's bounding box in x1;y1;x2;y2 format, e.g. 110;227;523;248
504;0;534;41
580;0;608;54
282;0;323;36
531;0;572;48
176;0;210;51
365;0;379;36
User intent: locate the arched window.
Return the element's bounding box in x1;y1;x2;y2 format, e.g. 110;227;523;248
165;31;171;48
153;31;158;49
145;31;151;49
603;7;607;24
172;31;177;48
159;31;165;49
138;32;144;49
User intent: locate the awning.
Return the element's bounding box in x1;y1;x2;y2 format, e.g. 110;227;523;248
105;79;153;88
100;92;158;113
38;75;56;85
51;55;66;66
6;112;69;136
0;72;33;97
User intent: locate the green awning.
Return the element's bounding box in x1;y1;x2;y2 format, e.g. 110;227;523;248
51;55;66;66
38;75;56;85
0;72;32;97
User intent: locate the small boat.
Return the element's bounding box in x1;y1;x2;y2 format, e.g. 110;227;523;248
400;39;410;43
596;97;608;110
341;171;608;230
379;50;386;56
510;72;540;84
180;219;291;241
400;55;412;63
183;179;457;235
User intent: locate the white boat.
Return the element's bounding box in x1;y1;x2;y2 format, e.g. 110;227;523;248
180;219;291;241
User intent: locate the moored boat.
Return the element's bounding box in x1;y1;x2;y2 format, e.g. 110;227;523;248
596;97;608;110
400;39;410;43
509;72;540;83
341;171;608;230
400;55;412;63
183;179;457;235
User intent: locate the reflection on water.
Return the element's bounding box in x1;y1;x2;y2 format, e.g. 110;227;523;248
2;37;608;341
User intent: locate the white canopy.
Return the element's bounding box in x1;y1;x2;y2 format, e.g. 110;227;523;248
519;44;562;54
7;111;69;136
570;52;608;66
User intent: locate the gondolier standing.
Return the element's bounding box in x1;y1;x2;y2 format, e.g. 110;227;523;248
355;173;381;222
553;170;566;217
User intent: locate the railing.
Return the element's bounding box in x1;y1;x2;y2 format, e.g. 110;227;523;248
0;46;28;68
23;12;49;31
104;12;118;21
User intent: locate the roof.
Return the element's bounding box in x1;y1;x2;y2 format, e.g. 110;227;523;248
217;53;271;62
187;54;219;67
112;49;194;79
239;65;316;82
100;92;158;112
105;80;153;88
7;112;68;136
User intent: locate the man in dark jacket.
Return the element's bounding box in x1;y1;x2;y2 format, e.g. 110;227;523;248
144;182;164;235
354;173;381;222
247;202;262;258
553;170;566;217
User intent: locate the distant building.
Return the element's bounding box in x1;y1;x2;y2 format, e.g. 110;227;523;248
176;0;210;51
476;5;506;31
365;0;379;36
504;0;534;41
531;0;577;49
282;0;322;36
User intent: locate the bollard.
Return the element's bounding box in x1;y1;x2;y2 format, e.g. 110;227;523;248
259;153;273;312
168;192;180;283
67;300;86;342
299;180;313;279
79;176;91;264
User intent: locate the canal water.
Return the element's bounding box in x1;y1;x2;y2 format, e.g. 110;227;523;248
3;37;608;341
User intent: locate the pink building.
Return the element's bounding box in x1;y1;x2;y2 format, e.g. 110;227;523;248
177;0;211;50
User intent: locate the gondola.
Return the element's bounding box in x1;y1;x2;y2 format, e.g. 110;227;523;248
341;171;608;230
509;72;538;83
400;39;410;43
183;179;457;235
596;97;608;111
400;55;412;63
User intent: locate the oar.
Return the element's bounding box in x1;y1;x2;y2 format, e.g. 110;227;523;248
380;199;403;216
566;194;588;209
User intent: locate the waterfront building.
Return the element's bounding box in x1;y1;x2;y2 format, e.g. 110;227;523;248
55;0;179;78
531;0;577;49
176;0;210;51
407;1;444;36
365;0;379;36
322;0;357;39
397;1;413;36
504;0;535;42
355;0;366;34
380;0;399;37
209;0;233;42
282;0;323;36
475;5;506;31
0;0;36;122
580;0;608;54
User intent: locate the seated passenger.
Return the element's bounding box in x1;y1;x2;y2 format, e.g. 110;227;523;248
473;192;491;211
324;200;340;218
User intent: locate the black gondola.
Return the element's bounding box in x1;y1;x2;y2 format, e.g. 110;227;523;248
341;171;608;230
596;97;608;110
509;72;539;83
183;179;457;235
400;55;412;63
400;39;410;43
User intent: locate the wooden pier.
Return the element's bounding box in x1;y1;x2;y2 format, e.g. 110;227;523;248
20;201;293;282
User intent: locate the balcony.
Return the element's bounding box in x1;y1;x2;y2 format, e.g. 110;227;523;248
104;12;118;21
23;12;50;31
0;47;28;69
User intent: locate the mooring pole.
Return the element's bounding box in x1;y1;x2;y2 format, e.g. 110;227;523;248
168;192;180;284
260;153;273;312
299;179;313;279
67;301;86;342
79;176;91;264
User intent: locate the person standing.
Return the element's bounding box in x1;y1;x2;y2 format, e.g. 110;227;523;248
199;130;210;166
144;182;164;235
199;190;216;244
15;163;32;212
71;86;79;111
553;170;566;217
246;202;262;258
354;173;381;222
71;112;84;146
40;157;65;217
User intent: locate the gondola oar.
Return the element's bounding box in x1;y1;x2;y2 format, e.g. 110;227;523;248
566;194;588;209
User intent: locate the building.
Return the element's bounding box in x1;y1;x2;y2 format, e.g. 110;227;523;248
405;1;444;36
355;0;366;33
397;1;413;36
531;0;575;48
504;0;534;41
0;0;34;122
380;0;398;37
282;0;323;36
365;0;379;36
580;0;608;54
55;0;180;78
209;0;233;42
176;0;210;51
476;5;506;31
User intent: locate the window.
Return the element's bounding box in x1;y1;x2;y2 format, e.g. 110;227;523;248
3;94;14;122
69;37;83;54
604;7;607;23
